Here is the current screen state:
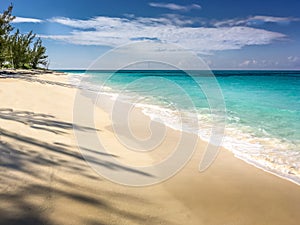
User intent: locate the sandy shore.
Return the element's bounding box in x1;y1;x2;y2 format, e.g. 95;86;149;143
1;70;300;225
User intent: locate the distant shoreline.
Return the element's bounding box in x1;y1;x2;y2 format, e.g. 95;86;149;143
53;69;300;72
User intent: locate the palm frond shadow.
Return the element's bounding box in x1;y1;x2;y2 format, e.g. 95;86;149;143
0;109;164;225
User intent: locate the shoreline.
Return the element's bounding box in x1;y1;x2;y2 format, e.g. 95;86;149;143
1;69;300;225
133;102;300;187
136;100;300;186
69;70;300;186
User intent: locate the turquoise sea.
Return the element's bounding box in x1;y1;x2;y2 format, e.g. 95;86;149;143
64;70;300;184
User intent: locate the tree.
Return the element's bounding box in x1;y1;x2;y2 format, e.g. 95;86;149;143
31;38;48;69
0;4;15;67
0;4;48;69
10;30;36;68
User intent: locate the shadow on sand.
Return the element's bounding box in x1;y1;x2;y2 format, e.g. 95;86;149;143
0;69;75;88
0;109;163;225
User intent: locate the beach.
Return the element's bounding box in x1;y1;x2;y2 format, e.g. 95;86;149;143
1;70;300;225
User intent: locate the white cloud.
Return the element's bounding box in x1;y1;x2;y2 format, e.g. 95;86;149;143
12;16;43;23
213;15;300;27
44;16;285;54
251;16;300;23
149;2;201;11
239;59;258;67
238;59;290;68
287;56;300;67
239;60;251;66
161;14;205;26
288;56;299;63
49;14;199;28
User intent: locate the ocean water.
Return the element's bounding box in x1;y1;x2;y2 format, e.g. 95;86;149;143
64;70;300;185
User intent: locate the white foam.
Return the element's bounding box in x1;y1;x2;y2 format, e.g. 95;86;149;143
136;100;300;186
71;73;300;186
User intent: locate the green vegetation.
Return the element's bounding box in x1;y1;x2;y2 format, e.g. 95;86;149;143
0;4;48;69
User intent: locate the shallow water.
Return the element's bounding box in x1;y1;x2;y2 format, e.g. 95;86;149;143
65;70;300;184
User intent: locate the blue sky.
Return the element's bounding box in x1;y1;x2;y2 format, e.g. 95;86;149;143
2;0;300;69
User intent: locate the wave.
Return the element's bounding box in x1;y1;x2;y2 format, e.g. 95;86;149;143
69;72;300;186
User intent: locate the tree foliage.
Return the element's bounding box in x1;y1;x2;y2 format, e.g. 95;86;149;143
0;4;48;69
0;4;15;66
31;38;48;69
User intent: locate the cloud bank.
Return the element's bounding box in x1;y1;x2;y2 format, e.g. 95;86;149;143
44;15;285;54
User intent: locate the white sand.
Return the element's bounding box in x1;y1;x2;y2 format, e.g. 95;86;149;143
1;70;300;225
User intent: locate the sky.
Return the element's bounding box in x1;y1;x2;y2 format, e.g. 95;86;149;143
1;0;300;69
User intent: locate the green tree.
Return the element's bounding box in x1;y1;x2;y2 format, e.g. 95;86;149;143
1;4;48;69
31;38;48;69
0;4;15;67
10;30;36;68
